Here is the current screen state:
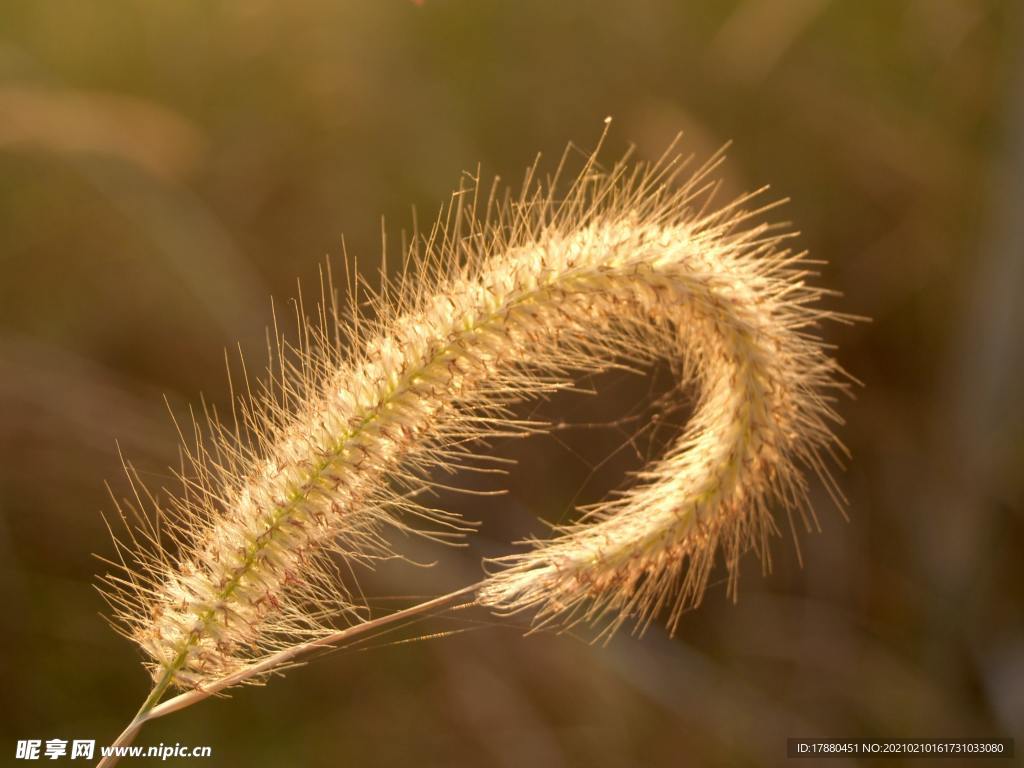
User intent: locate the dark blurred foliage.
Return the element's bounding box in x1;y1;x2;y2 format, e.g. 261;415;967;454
1;1;1021;766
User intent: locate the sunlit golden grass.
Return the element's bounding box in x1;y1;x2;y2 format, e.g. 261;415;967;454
97;127;853;765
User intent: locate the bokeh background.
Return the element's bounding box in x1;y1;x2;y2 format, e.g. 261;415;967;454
1;1;1022;765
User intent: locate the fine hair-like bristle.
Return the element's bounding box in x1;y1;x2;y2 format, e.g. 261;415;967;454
101;134;852;699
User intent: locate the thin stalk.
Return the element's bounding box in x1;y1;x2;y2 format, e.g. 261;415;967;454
97;583;480;768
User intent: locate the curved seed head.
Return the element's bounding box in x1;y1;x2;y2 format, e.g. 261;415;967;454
100;135;854;690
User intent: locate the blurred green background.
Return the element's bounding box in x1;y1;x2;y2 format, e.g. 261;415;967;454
1;1;1022;765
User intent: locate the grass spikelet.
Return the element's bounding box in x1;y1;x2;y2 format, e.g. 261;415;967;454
97;126;853;762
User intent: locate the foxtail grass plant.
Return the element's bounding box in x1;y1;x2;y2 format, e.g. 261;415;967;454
97;124;855;765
